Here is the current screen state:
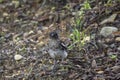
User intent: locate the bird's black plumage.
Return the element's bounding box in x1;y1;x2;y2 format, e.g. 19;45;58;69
48;31;68;72
49;31;59;40
49;31;67;50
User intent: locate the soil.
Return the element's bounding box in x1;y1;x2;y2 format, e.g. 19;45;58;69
0;0;120;80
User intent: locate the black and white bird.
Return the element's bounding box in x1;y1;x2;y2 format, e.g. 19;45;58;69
48;31;68;66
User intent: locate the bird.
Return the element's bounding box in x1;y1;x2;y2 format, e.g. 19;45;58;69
48;31;68;70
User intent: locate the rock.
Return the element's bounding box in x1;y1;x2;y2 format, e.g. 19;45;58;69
100;14;117;25
3;12;8;17
108;52;117;55
115;37;120;42
37;30;42;35
42;27;48;31
23;31;34;39
96;70;104;74
37;41;45;47
100;26;118;37
115;73;120;80
117;46;120;51
105;38;112;43
111;66;120;72
91;59;97;68
14;54;23;61
110;44;115;48
5;33;13;39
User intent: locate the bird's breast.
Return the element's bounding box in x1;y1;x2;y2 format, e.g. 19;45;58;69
48;49;68;59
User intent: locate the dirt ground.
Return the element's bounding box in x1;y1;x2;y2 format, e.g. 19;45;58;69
0;0;120;80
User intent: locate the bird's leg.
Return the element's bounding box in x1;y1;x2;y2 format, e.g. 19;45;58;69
61;58;67;64
61;58;64;63
61;58;65;65
54;59;57;67
52;59;57;73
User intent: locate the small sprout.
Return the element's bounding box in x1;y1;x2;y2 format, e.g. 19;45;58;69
109;54;117;60
12;0;20;8
83;0;91;10
0;0;3;3
69;28;87;50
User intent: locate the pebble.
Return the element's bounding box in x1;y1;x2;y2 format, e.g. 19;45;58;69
42;27;48;31
115;37;120;42
37;41;45;47
14;54;23;61
100;26;118;37
117;46;120;51
91;59;97;68
111;66;120;72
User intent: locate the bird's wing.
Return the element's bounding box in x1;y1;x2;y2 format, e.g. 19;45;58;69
59;40;67;50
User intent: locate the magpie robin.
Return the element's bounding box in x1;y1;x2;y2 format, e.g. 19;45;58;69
48;31;68;66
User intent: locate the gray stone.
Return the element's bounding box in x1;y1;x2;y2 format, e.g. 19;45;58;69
115;37;120;42
100;26;118;37
117;46;120;51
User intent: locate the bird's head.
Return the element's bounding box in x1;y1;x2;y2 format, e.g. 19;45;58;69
49;31;59;40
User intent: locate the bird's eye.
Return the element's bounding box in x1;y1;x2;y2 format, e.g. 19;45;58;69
49;32;58;39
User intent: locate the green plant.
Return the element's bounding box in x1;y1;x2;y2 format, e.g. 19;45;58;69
68;0;91;50
74;16;83;31
109;54;117;60
0;0;3;3
83;0;91;10
75;0;91;30
68;28;87;50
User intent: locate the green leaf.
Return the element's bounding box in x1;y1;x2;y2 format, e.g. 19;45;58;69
0;0;3;3
83;0;91;9
109;55;117;60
